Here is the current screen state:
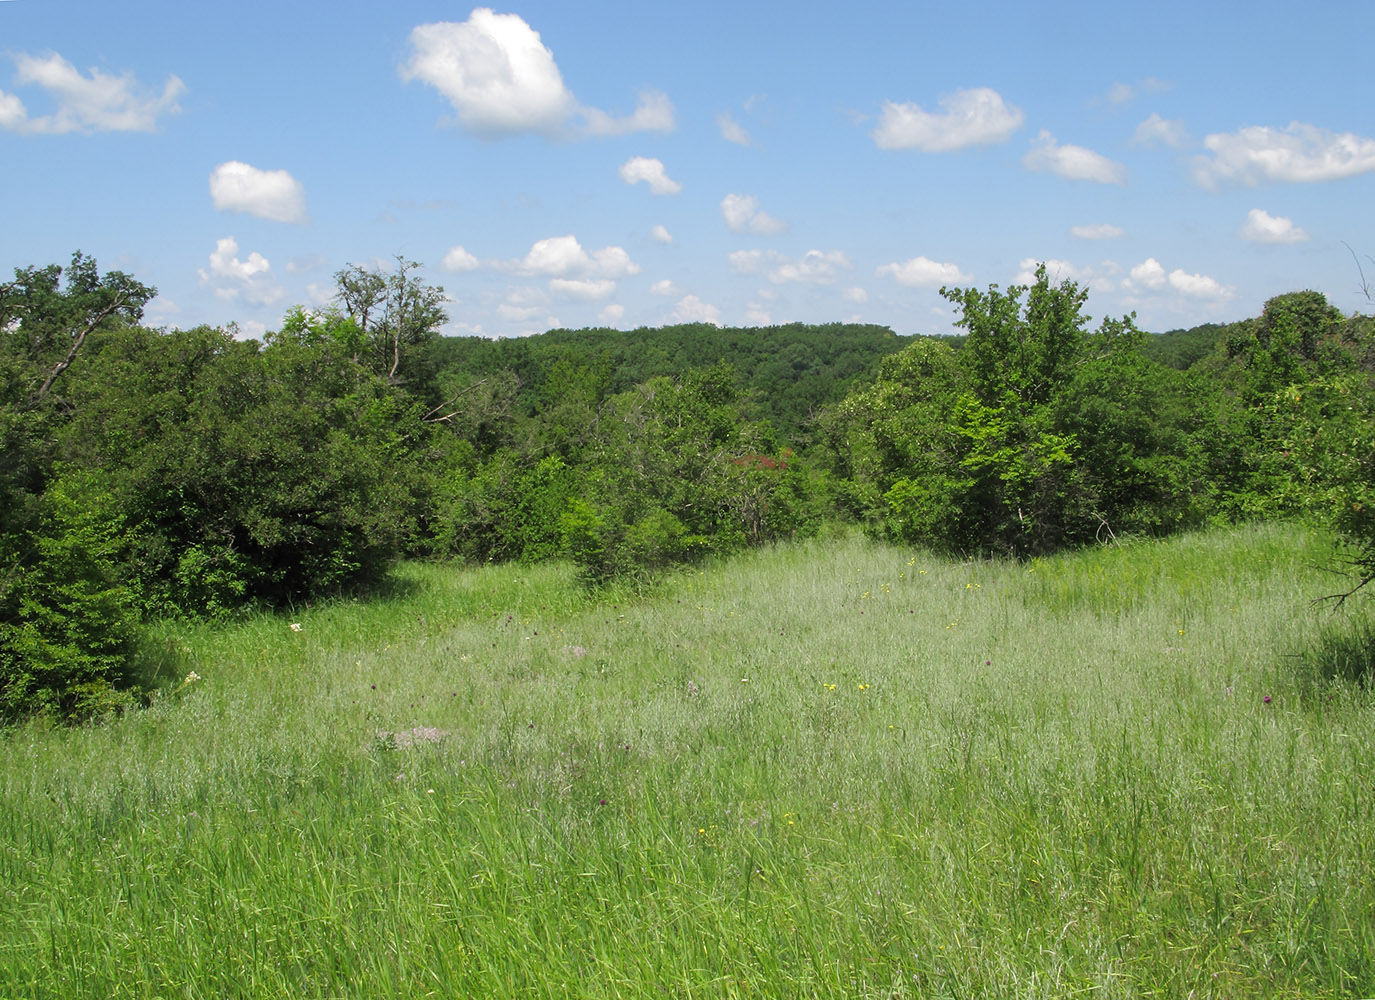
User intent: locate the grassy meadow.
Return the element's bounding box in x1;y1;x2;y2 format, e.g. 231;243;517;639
2;523;1374;998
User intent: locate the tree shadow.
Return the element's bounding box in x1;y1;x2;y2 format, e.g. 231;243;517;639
1300;615;1375;688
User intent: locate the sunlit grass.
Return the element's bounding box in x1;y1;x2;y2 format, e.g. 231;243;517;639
2;523;1373;998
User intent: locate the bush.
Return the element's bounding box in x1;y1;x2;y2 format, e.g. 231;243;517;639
0;470;141;721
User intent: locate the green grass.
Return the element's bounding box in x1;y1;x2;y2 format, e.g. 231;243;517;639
2;523;1373;998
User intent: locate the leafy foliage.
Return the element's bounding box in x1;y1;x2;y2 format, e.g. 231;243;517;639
836;266;1202;556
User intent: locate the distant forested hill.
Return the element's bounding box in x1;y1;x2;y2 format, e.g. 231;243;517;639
429;322;914;437
1142;321;1239;369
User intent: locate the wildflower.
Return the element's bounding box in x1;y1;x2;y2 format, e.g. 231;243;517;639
289;622;303;632
184;671;201;684
1263;694;1272;704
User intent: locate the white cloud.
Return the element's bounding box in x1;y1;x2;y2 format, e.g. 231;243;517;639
599;304;624;324
731;249;851;285
209;161;307;223
1070;223;1126;240
550;277;615;300
401;9;573;136
669;294;721;325
718;112;751;145
1168;269;1234;300
876;256;971;288
1013;257;1121;292
580;90;675;136
400;10;673;139
843;287;868;304
498;297;550;323
0;91;27;130
871;87;1024;152
745;303;772;325
197;237;284;306
650;279;680;296
1194;122;1375;187
1132;112;1189;149
1127;257;1167;291
513;235;639;279
618;156;681;195
773;250;851;285
1022;130;1126;184
720;194;787;234
442;245;480;271
1122;257;1234;300
1239;208;1309;244
1106;82;1135;104
650;224;673;244
0;52;183;134
728;249;764;275
206;237;269;281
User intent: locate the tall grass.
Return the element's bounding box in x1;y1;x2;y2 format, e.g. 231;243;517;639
2;523;1372;998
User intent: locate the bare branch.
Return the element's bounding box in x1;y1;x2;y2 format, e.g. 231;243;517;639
31;288;131;403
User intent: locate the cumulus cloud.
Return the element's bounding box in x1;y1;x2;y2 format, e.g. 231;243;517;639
843;287;868;304
871;87;1023;152
1193;122;1375;187
649;279;680;296
618;156;681;194
876;256;971;288
650;224;673;244
718;112;751;145
580;90;675;136
1239;208;1309;244
400;9;673;139
669;294;721;325
728;249;764;275
512;235;639;279
745;303;772;325
599;303;624;324
401;10;572;136
550;277;615;300
1013;257;1121;292
0;51;184;134
1168;269;1234;300
197;237;284;306
1022;130;1126;184
442;245;481;271
730;249;851;285
1127;257;1167;291
721;194;787;235
1132;112;1189;149
205;237;268;281
209;161;307;223
1122;257;1233;300
498;302;544;323
1070;223;1126;240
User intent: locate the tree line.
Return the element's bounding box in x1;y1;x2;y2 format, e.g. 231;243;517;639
2;253;1372;720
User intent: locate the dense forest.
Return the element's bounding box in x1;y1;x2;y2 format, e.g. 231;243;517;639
3;253;1373;721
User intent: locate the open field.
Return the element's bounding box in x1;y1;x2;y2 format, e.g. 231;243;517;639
2;523;1373;998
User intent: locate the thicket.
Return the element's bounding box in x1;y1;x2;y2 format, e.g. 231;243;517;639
2;253;1372;721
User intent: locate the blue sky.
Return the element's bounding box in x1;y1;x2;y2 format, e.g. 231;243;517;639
4;0;1374;339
